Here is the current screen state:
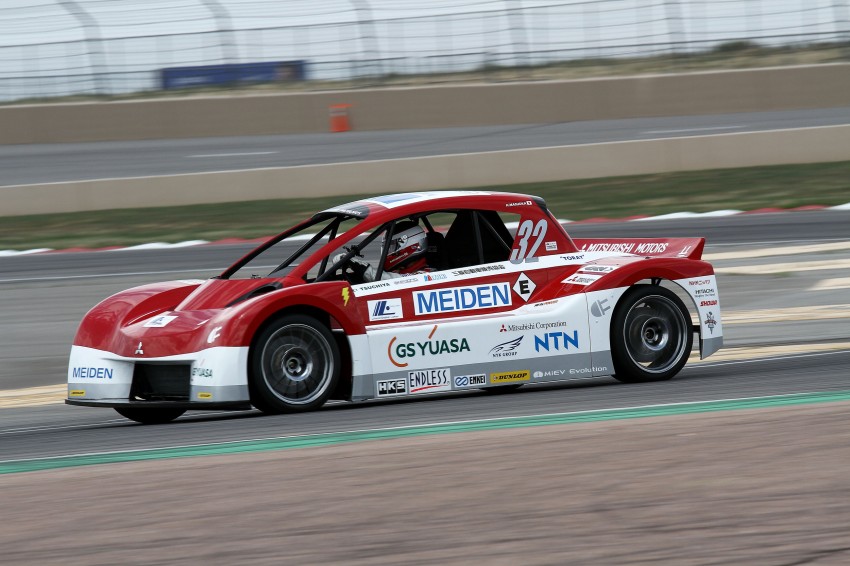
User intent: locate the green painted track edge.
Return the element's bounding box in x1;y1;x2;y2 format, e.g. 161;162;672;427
3;390;850;475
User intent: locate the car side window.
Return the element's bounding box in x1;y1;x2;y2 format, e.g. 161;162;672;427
441;210;514;269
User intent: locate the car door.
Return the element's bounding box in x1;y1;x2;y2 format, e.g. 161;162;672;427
352;206;593;400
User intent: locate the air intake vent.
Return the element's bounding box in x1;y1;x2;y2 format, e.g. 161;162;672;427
130;364;191;401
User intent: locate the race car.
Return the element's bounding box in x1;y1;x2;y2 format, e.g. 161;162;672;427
67;191;723;424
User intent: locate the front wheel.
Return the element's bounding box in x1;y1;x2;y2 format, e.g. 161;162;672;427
250;314;340;414
611;285;693;383
114;407;185;424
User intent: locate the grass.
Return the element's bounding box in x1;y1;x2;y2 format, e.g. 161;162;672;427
1;161;848;251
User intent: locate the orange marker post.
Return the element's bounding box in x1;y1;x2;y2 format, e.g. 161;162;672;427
329;104;352;133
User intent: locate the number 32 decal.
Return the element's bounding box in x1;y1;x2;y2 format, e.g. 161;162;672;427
510;219;548;261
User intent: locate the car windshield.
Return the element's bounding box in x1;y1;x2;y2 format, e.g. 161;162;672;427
225;213;363;280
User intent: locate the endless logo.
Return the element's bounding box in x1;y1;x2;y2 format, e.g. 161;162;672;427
408;368;452;394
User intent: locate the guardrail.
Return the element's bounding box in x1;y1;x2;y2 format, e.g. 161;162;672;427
3;125;849;216
2;64;849;144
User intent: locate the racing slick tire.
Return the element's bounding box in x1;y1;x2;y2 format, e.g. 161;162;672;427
114;407;186;424
610;284;693;383
250;314;341;414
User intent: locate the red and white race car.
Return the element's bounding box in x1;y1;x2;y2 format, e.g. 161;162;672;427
67;191;722;423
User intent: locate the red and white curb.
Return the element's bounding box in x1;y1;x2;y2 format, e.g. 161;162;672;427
2;204;848;257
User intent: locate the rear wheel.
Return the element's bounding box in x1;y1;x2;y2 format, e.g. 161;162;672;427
611;285;693;383
114;407;185;424
250;314;340;414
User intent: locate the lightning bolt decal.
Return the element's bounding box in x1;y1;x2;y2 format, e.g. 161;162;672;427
342;287;350;306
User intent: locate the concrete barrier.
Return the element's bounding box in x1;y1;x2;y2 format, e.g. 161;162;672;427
3;125;849;216
2;64;849;144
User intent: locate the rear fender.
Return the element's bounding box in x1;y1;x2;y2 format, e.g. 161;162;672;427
564;258;721;359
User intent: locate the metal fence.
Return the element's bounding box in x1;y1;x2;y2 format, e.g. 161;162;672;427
1;0;848;102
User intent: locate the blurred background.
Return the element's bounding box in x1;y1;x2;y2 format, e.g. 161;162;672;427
2;0;848;102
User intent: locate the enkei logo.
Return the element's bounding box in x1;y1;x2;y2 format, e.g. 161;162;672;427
388;325;470;368
454;374;487;387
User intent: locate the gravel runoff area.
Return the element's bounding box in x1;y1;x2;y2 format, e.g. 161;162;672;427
3;403;849;565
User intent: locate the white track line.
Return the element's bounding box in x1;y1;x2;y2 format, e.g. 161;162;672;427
643;126;744;134
810;277;850;291
705;240;850;261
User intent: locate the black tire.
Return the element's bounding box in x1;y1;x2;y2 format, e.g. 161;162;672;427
480;384;523;394
611;285;693;383
114;407;185;424
250;314;340;414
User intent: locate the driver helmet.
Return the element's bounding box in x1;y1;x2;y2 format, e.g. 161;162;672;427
385;221;427;271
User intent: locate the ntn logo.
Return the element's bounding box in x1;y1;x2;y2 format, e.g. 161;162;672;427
534;331;579;351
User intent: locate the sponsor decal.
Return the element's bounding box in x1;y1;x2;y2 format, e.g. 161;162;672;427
368;298;404;321
700;299;718;307
326;206;368;218
678;245;693;257
392;276;420;286
560;254;585;262
706;311;717;334
71;367;113;380
69;390;85;397
533;369;566;378
341;287;350;306
513;272;536;302
490;370;531;383
533;300;559;308
423;273;448;282
135;342;144;355
562;273;601;286
356;281;391;292
590;298;612;317
689;279;711;286
695;288;716;297
580;265;616;274
207;326;222;344
545;241;558;251
413;283;511;315
570;366;608;375
450;264;506;277
197;392;213;399
534;331;580;352
408;368;451;394
388;325;470;368
580;242;668;254
143;315;177;328
454;374;487;387
192;367;213;378
499;321;568;332
505;200;533;207
490;336;523;358
376;378;407;397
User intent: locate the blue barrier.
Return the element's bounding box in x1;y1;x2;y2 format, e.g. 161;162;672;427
160;61;307;89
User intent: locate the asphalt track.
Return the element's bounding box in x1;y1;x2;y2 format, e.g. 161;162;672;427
1;210;849;466
2;106;849;185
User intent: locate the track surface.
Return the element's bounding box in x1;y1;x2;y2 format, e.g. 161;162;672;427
2;107;849;185
1;210;849;464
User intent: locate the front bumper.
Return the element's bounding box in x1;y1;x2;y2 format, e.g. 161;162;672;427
65;399;251;410
67;345;251;405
